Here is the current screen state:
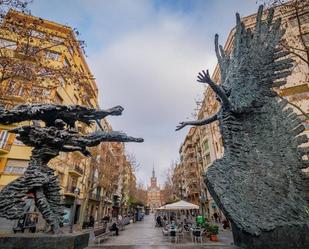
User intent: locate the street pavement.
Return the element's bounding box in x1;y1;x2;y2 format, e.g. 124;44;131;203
87;214;238;249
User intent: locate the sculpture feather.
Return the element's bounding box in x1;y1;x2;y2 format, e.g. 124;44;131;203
177;6;309;248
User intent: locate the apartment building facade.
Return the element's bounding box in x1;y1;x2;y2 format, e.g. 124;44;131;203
0;10;136;228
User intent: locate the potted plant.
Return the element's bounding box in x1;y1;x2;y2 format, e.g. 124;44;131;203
208;224;219;241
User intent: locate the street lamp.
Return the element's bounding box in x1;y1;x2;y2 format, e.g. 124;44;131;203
69;187;80;233
199;191;207;217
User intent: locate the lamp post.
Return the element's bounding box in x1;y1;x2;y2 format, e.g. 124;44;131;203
199;191;206;217
69;187;80;233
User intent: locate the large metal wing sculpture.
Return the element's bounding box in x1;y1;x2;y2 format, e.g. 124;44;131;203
176;6;308;249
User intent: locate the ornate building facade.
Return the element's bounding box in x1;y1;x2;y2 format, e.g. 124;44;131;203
147;168;162;211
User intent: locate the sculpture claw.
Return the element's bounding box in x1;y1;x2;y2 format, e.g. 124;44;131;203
175;122;187;131
134;138;144;143
197;70;211;83
110;105;124;115
96;106;124;118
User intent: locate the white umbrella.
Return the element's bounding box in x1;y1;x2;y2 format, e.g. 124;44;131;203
161;200;199;210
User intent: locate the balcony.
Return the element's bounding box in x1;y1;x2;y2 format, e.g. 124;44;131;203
103;197;112;204
112;194;121;207
89;193;101;202
187;167;197;175
0;94;25;103
187;189;199;196
188;179;199;185
68;164;83;177
186;158;196;165
64;185;77;197
186;148;195;155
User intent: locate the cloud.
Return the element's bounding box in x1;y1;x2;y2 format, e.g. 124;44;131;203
89;11;217;185
30;0;259;185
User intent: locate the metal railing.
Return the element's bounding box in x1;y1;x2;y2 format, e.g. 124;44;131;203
65;185;77;194
90;193;100;201
69;164;84;175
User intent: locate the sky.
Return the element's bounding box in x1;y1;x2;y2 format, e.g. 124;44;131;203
29;0;260;186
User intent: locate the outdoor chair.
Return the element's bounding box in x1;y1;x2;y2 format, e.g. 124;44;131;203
169;229;178;243
193;229;203;243
162;227;169;236
177;227;184;241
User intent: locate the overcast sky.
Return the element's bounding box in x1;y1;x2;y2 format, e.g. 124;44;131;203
30;0;260;186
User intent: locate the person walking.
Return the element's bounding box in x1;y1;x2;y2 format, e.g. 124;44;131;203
213;212;218;223
89;215;95;228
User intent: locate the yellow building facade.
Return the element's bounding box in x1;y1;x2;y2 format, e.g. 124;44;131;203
0;10;139;228
0;10;100;225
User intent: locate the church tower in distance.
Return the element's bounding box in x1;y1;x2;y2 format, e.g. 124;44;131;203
147;166;162;212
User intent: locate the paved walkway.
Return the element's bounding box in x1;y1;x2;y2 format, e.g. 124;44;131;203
87;214;237;249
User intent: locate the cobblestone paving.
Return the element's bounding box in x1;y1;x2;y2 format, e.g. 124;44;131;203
87;214;237;249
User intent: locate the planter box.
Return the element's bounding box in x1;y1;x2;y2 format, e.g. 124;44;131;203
0;232;89;249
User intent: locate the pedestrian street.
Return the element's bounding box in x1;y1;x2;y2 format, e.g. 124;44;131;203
87;214;236;249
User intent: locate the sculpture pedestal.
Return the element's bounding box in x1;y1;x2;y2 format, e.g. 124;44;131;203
232;223;309;249
0;232;89;249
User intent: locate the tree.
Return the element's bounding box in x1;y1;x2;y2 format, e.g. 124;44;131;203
0;0;31;17
78;142;118;228
161;162;176;205
0;7;94;107
129;182;147;207
126;153;141;173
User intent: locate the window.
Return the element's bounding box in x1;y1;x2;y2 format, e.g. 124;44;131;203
58;76;66;87
73;94;79;104
39;67;48;75
15;86;24;96
51;35;65;44
58;172;64;185
4;166;26;174
5;80;24;96
289;13;309;27
42;89;51;97
219;137;223;146
46;50;61;61
68;45;74;56
0;38;17;49
63;57;70;67
70;177;77;188
205;153;211;165
54;92;63;104
19;45;40;55
0;130;9;149
204;140;209;152
93;169;99;180
13;139;24;146
29;87;43;96
31;30;45;39
302;34;309;43
4;159;28;174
